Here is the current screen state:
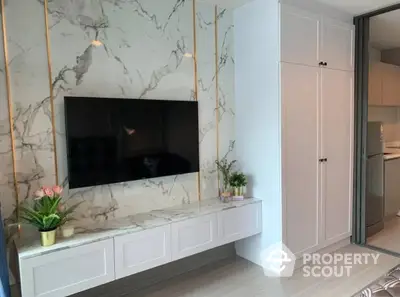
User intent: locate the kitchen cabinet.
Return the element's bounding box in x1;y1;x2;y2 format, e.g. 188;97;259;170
281;5;354;71
384;158;400;218
369;63;383;105
382;63;400;106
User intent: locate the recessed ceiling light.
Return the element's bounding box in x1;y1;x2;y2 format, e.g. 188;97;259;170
91;40;103;47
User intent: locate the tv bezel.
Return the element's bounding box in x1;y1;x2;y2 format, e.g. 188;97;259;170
64;96;200;189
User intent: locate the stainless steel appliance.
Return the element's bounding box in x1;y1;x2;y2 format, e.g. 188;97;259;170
366;122;385;237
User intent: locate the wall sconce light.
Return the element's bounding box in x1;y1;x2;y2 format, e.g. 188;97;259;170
184;53;193;58
91;40;103;47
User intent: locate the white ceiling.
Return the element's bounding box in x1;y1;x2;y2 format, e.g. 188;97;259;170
315;0;400;16
370;9;400;50
204;0;400;14
198;0;250;9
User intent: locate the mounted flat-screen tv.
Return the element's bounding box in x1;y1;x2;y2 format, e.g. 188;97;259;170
64;97;199;189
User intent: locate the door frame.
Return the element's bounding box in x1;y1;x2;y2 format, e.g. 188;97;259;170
353;4;400;249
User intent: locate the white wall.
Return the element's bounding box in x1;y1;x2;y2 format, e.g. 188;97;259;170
234;0;282;265
369;47;382;62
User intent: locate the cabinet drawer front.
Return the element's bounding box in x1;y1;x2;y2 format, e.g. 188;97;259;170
218;203;262;245
20;239;114;297
171;214;218;261
114;225;171;279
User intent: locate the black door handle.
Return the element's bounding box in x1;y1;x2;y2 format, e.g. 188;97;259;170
323;62;328;66
319;61;324;66
319;158;328;162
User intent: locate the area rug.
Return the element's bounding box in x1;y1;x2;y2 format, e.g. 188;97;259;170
352;265;400;296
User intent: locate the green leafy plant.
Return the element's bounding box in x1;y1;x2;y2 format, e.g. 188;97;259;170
215;158;237;192
229;172;248;188
20;186;81;232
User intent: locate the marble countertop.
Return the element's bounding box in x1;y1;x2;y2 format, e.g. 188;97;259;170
384;153;400;161
14;198;262;260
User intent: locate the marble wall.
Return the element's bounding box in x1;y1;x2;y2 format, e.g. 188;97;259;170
0;0;235;227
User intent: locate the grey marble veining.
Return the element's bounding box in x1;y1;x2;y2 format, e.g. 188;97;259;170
0;3;16;225
4;0;55;213
15;198;261;260
0;0;236;234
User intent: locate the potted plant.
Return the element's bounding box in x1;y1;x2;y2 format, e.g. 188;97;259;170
215;158;236;202
229;172;248;200
20;186;81;247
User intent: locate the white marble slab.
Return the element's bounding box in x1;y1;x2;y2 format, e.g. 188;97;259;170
15;198;261;260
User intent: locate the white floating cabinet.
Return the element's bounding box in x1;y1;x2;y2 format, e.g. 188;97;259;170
18;202;262;297
114;225;171;279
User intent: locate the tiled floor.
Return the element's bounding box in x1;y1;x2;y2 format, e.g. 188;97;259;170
119;245;399;297
368;216;400;253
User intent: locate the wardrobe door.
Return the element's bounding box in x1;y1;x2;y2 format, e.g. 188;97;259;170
281;62;320;256
320;68;353;244
281;4;321;67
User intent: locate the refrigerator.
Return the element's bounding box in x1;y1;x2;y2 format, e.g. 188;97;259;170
366;122;385;237
0;204;10;297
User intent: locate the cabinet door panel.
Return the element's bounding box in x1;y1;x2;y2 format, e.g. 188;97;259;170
20;239;115;297
281;4;320;67
369;63;382;106
218;203;262;245
321;18;354;71
281;62;320;256
321;69;353;242
114;225;171;279
382;63;400;106
171;214;218;261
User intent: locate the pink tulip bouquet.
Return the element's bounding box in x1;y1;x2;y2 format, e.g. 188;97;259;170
20;186;81;232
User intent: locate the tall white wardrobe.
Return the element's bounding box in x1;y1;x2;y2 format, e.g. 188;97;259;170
235;0;354;264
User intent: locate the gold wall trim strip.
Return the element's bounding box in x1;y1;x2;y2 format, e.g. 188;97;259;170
44;0;59;185
214;5;220;194
1;0;19;220
192;0;201;201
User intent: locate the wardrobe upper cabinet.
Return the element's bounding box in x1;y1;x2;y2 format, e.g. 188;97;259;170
321;18;354;71
281;5;320;67
281;5;354;71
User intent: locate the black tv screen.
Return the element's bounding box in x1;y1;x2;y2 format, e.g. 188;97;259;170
65;97;199;189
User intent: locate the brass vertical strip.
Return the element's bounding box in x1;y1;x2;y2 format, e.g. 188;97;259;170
1;0;19;220
214;6;220;194
192;0;201;200
44;0;59;185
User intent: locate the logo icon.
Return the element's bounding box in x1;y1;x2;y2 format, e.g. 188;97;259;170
261;242;296;277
